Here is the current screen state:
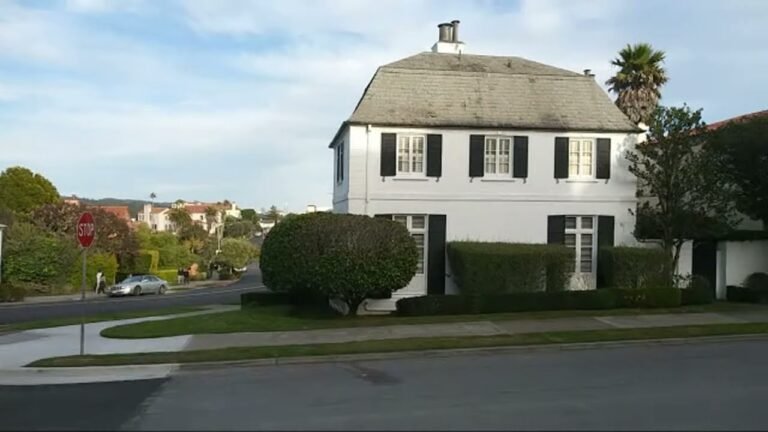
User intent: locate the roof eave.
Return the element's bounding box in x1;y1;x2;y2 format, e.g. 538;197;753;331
346;120;643;134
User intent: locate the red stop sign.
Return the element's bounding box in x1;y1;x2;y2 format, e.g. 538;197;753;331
77;212;95;248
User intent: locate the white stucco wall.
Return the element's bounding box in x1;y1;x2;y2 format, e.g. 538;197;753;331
332;124;640;302
331;128;351;212
722;240;768;288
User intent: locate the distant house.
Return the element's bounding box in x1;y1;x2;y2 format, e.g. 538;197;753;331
138;204;173;232
96;206;131;222
62;195;81;206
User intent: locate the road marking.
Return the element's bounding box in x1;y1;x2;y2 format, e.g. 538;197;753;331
0;285;265;310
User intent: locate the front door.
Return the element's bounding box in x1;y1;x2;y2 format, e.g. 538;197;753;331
391;215;428;298
565;215;596;290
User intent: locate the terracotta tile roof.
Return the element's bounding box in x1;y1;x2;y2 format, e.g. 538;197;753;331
707;109;768;131
151;207;169;214
98;206;131;221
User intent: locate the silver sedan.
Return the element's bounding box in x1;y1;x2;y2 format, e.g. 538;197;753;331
108;275;168;297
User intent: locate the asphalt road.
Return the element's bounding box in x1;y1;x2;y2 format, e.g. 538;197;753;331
0;267;264;324
4;339;768;430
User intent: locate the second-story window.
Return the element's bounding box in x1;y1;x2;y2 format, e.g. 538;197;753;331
397;135;425;175
335;141;344;183
569;138;594;178
484;137;512;176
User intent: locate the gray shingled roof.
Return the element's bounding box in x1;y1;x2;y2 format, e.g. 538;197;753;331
337;52;639;142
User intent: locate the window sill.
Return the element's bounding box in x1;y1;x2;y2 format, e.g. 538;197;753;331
480;178;517;183
565;179;599;184
392;177;430;182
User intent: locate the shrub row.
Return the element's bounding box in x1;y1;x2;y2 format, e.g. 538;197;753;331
598;246;670;289
0;282;26;302
396;287;684;316
447;242;574;295
727;285;768;304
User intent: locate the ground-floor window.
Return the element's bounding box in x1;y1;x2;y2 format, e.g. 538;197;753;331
565;215;596;274
391;215;427;274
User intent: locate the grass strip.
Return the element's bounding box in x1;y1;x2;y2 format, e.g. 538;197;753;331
1;307;204;332
30;322;768;367
99;302;767;339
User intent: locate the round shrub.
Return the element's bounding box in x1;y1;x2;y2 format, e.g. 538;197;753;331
744;272;768;291
260;213;418;315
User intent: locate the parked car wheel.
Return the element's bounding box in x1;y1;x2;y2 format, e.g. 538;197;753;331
133;286;142;296
159;285;167;295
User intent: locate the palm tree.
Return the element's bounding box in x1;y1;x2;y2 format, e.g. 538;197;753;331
149;192;156;202
606;43;668;125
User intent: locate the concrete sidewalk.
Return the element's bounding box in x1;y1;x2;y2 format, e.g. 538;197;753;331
183;311;762;350
3;308;768;385
12;280;232;305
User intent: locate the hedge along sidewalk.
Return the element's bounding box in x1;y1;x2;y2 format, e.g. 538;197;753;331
30;322;768;368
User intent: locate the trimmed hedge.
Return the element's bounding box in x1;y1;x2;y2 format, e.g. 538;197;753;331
599;247;670;290
727;285;768;304
680;275;715;305
133;250;159;274
396;287;683;316
744;272;768;291
68;252;118;290
0;282;26;302
447;242;574;295
153;269;178;285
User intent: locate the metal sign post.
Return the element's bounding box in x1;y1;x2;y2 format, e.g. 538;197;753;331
76;212;95;356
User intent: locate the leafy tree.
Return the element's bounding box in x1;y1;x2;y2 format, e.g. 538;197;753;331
179;223;209;254
135;224;196;269
168;207;192;234
241;208;258;222
606;43;668;125
213;238;258;273
0;166;60;214
31;202;139;269
710;115;768;228
260;213;418;316
204;206;219;232
264;205;283;224
224;220;257;239
2;222;78;289
628;105;738;279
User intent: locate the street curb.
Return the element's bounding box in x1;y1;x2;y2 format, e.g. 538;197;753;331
175;332;768;371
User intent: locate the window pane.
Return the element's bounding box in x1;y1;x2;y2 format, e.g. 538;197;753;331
581;233;593;246
569;164;579;176
393;215;407;225
565;217;577;229
411;216;425;229
398;139;410;173
580;259;593;273
581;217;593;229
565;234;576;247
582;140;593;155
413;234;425;274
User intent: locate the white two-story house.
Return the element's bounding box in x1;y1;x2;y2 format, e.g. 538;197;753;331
330;21;643;312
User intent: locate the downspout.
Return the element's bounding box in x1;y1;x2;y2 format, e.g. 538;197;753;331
364;124;371;215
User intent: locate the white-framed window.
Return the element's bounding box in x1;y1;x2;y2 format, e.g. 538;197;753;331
392;215;427;274
484;136;512;176
564;216;596;274
397;135;426;175
569;138;594;178
335;141;344;183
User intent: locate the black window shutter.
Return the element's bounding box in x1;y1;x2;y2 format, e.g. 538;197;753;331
426;134;443;178
469;135;485;177
380;133;396;177
427;215;447;295
513;136;528;178
547;215;565;244
596;216;615;288
554;137;569;179
596;138;611;179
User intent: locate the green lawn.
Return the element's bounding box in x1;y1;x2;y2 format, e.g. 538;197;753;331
1;307;204;332
99;301;767;339
31;322;768;367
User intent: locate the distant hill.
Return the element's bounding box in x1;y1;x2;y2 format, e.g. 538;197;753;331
77;198;172;218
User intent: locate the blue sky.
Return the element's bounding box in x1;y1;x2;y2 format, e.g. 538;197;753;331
1;0;766;212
